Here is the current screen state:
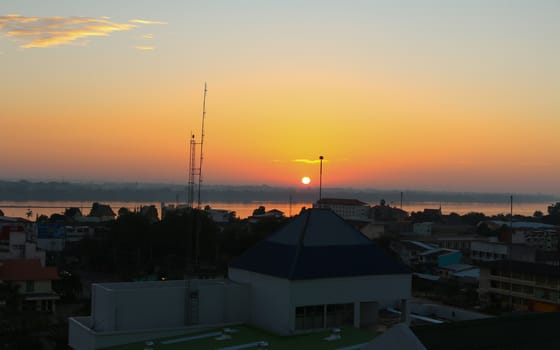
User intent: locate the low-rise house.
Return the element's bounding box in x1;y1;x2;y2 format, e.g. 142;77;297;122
435;264;479;284
391;240;439;267
205;208;235;223
417;248;462;269
247;209;285;223
0;258;59;312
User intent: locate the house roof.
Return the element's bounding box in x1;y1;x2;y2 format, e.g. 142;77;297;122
419;248;458;258
401;240;439;251
230;208;410;280
0;259;59;281
316;198;368;206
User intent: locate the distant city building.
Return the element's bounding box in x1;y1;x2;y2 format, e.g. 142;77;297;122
412;222;432;236
314;198;370;221
65;226;95;243
205;208;235;223
87;202;116;222
247;208;285;223
470;241;537;265
1;217;45;264
512;228;559;252
371;201;408;221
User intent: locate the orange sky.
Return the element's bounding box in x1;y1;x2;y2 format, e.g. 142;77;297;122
1;2;559;194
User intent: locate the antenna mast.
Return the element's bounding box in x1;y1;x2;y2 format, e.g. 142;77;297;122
197;83;207;209
187;133;197;208
186;83;208;209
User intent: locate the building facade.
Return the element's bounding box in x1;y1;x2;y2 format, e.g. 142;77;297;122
479;260;560;312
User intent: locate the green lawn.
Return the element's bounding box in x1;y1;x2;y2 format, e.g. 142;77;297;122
107;325;376;350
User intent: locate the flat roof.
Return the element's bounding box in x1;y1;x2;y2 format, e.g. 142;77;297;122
105;325;377;350
95;279;241;291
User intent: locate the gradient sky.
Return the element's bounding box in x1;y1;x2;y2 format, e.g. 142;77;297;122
1;1;559;193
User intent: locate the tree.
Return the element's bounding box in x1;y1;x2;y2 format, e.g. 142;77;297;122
462;212;487;226
252;206;266;216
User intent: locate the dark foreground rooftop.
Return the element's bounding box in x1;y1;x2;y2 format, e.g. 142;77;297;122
107;325;376;350
412;312;560;350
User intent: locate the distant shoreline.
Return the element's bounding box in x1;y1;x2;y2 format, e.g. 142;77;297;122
0;180;558;204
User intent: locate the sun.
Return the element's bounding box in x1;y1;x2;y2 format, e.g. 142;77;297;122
301;176;311;185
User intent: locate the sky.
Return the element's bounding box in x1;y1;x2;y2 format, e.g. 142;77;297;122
1;0;559;194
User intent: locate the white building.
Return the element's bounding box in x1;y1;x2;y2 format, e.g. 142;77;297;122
314;198;370;221
69;208;411;349
230;208;411;334
413;222;432;236
470;241;536;265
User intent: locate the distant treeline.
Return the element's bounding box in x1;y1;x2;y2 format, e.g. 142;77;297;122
0;180;557;204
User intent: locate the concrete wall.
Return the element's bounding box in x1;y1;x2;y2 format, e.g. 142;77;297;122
229;268;292;335
90;280;248;334
198;282;249;325
113;285;187;331
290;274;411;308
69;317;95;350
92;285;116;331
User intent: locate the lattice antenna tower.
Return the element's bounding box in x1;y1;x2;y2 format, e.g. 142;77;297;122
186;83;207;209
187;133;197;208
197;83;208;209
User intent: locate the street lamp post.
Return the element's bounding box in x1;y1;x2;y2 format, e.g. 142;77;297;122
319;156;324;201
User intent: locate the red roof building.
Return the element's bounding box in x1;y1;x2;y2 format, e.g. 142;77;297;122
0;259;59;312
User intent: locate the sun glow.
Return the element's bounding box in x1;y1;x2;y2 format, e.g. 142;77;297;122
301;176;311;185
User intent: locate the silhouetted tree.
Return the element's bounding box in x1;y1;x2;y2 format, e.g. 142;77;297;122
252;206;266;216
461;212;487;226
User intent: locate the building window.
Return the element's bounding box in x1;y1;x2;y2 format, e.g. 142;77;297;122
26;281;34;292
295;305;324;330
326;303;354;327
295;303;354;331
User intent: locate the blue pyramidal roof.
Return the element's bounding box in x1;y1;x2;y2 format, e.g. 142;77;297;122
230;208;410;280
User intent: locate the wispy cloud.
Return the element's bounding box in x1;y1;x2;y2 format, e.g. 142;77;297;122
134;45;155;51
129;19;167;25
0;14;136;48
0;15;166;49
293;159;327;164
